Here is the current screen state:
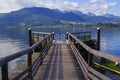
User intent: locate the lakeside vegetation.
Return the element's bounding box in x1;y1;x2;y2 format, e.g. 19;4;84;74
93;60;120;75
100;60;120;72
11;21;120;29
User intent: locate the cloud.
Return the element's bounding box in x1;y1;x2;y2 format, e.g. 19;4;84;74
102;2;117;9
0;0;22;13
33;0;79;11
81;1;117;15
16;0;40;7
89;0;104;3
16;0;117;15
0;0;117;16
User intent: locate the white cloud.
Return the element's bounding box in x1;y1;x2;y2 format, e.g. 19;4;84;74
0;0;22;13
81;1;117;15
35;0;79;11
0;0;117;16
16;0;40;7
89;0;104;3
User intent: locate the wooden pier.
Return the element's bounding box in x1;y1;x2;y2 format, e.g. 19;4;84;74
0;28;120;80
33;43;85;80
10;42;85;80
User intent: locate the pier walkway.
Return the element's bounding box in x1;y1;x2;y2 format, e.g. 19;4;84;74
0;29;120;80
33;42;85;80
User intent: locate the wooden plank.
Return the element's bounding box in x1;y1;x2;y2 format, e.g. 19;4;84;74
88;67;111;80
33;43;85;80
33;31;51;34
90;49;120;63
9;52;40;80
88;73;99;80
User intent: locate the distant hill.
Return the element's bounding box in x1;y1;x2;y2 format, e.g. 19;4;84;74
0;7;119;27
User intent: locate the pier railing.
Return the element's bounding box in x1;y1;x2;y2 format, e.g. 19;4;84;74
0;29;54;80
67;33;120;80
71;31;91;40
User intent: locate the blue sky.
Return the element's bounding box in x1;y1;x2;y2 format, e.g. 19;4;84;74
0;0;120;16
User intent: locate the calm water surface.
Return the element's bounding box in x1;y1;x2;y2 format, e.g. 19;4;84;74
0;27;120;79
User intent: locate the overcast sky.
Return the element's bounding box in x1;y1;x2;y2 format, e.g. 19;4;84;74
0;0;120;16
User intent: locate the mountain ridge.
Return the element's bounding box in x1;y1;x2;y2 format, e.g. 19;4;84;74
0;7;119;27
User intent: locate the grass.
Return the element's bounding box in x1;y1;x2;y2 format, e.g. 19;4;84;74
100;60;120;72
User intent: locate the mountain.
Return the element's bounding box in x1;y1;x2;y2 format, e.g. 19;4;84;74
103;14;119;19
0;7;119;27
71;11;119;23
64;10;84;16
85;12;95;16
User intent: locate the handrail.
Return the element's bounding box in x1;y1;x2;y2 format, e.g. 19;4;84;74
69;33;120;63
0;48;32;66
0;30;54;80
0;34;52;66
69;38;111;80
71;31;91;34
67;33;120;80
71;31;91;40
31;34;51;49
32;31;51;35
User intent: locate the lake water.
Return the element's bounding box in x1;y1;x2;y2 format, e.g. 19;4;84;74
0;27;120;79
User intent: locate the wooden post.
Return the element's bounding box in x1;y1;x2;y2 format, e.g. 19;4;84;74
52;32;54;40
50;34;53;45
40;40;44;65
28;52;32;80
47;37;49;45
97;27;100;50
46;38;48;45
1;63;9;80
66;32;69;40
97;27;106;64
37;33;39;41
28;28;33;79
48;36;50;49
88;53;93;66
28;28;32;46
77;43;80;52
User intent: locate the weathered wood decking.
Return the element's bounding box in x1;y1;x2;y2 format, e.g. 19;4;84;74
33;42;84;80
10;42;85;80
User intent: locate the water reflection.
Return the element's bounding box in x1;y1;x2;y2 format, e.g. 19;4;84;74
100;28;120;56
9;55;26;73
0;38;28;57
0;27;29;76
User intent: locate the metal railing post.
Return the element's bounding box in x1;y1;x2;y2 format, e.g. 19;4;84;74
1;63;9;80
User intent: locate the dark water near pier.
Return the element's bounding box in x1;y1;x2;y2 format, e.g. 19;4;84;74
0;27;120;79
